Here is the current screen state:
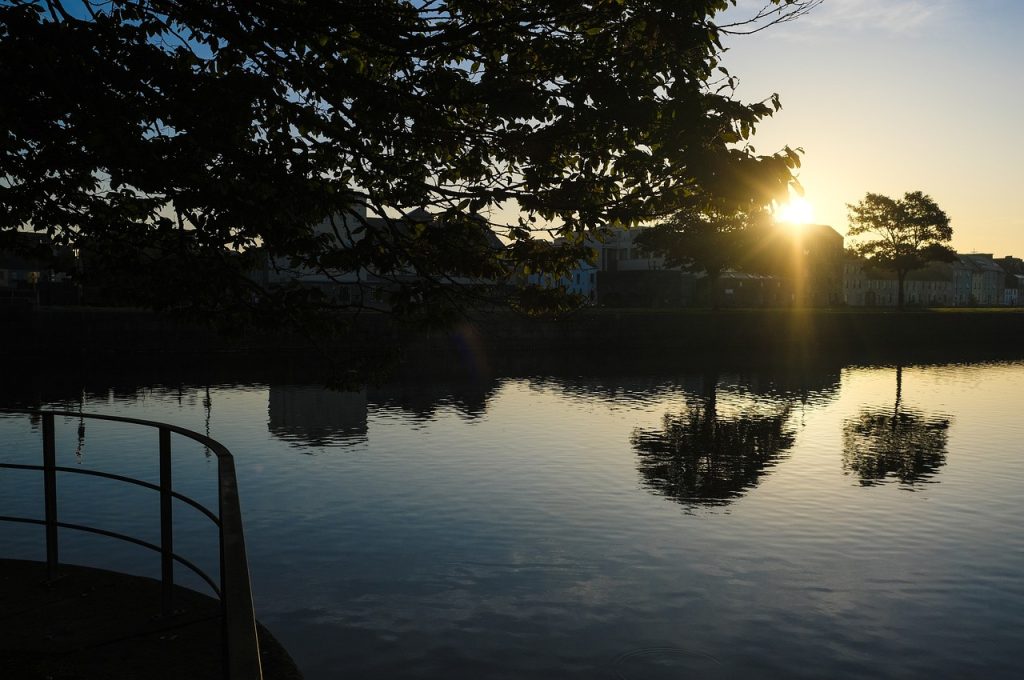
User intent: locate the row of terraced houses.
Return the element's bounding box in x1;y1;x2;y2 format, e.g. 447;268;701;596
842;253;1024;307
565;225;1024;308
4;217;1024;308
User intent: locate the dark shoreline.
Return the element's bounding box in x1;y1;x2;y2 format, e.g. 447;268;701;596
4;306;1024;384
7;305;1024;349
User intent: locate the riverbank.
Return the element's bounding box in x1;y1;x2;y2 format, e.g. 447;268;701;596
476;307;1024;357
5;305;1024;360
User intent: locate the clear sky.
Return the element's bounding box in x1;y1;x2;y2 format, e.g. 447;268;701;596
721;0;1024;256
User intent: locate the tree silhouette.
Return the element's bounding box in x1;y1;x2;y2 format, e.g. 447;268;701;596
846;191;956;308
631;373;796;506
1;1;815;324
841;366;950;486
635;208;775;309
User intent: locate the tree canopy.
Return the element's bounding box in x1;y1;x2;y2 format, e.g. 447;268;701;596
1;0;814;325
634;205;776;308
846;191;956;308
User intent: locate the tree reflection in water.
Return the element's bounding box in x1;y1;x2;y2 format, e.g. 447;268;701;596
842;365;950;486
631;376;796;506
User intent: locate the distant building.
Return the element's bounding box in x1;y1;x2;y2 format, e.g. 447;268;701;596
0;249;42;291
564;262;599;302
843;252;1020;307
268;385;368;447
844;256;956;307
843;260;898;306
997;256;1024;306
593;226;693;307
1004;275;1024;307
842;257;866;305
780;224;844;306
597;227;666;272
997;256;1024;277
0;233;77;305
951;258;973;306
523;236;599;304
958;254;1005;306
593;222;842;308
255;204;505;308
716;271;790;308
597;268;696;307
524;260;599;304
904;264;956;306
0;232;53;290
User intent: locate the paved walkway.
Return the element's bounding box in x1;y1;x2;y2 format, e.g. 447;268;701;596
0;559;301;679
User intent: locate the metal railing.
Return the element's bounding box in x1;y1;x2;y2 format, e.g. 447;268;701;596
0;409;263;680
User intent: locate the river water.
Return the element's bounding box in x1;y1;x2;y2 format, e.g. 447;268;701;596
2;357;1023;679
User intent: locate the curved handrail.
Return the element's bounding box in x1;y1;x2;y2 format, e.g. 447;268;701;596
0;408;262;680
1;409;233;454
0;512;222;595
0;461;223;526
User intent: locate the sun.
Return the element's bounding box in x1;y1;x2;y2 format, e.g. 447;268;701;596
775;197;815;225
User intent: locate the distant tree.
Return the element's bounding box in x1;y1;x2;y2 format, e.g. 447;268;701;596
0;0;816;328
635;207;773;309
846;192;956;308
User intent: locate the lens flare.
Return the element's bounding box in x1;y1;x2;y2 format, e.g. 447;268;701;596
776;197;815;225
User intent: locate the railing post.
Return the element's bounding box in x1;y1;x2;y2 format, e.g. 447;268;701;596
220;464;230;680
42;413;58;581
219;456;263;680
159;427;173;616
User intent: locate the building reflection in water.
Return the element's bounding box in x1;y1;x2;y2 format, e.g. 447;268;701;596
266;376;500;449
841;365;950;486
630;373;797;507
371;380;496;421
268;385;369;449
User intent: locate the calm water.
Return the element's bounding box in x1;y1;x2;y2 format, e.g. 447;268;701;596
2;359;1024;679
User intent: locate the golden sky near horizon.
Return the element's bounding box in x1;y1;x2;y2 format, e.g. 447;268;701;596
722;0;1024;256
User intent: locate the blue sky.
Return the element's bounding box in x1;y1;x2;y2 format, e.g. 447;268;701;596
722;0;1024;255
